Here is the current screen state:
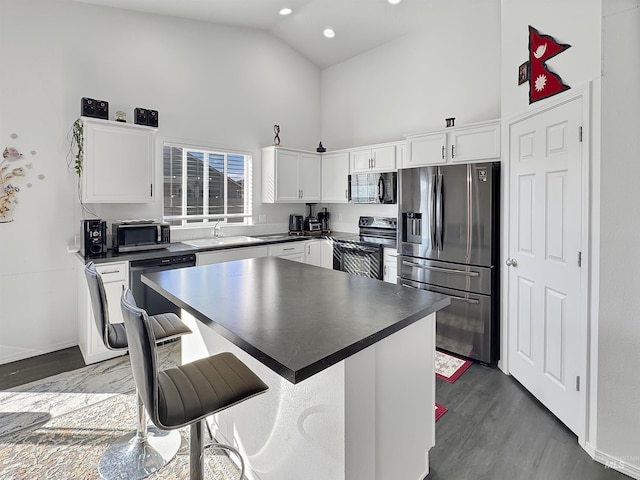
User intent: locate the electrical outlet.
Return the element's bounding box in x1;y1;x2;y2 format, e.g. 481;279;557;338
258;214;267;223
338;214;343;221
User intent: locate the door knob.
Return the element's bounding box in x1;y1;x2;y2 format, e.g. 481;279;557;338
506;258;518;267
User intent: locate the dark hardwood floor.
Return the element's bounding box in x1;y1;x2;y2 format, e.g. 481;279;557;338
0;349;629;479
0;347;85;390
430;363;628;480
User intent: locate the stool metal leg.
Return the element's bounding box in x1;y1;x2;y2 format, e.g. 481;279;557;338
190;421;205;480
98;391;181;480
201;418;246;480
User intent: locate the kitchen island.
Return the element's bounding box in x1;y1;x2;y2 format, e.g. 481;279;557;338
142;256;450;480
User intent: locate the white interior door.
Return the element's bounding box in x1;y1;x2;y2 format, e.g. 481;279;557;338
507;96;585;435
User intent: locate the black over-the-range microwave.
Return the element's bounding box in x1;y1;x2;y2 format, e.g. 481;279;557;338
348;171;397;204
112;220;170;253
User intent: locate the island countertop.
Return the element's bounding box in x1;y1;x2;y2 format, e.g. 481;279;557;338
142;256;450;383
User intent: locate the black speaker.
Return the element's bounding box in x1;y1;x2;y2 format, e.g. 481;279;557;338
147;109;158;127
81;219;107;258
134;108;148;125
95;100;109;119
81;97;95;117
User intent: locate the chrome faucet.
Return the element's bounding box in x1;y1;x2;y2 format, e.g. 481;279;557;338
212;220;221;239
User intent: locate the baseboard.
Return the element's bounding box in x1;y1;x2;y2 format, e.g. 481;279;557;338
586;442;640;479
0;341;78;366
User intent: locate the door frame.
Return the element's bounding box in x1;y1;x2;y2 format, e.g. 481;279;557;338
500;83;592;444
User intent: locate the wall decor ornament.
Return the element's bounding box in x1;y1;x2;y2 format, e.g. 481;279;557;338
0;141;40;223
525;26;571;103
273;124;281;146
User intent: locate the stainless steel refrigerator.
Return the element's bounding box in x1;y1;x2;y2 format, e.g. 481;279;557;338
398;162;500;364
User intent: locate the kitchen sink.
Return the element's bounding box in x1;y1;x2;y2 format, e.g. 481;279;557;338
181;236;265;248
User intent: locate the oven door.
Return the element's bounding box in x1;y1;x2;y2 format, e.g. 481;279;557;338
333;241;383;280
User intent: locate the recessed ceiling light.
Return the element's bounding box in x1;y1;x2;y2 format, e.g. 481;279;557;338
323;28;335;39
279;7;292;15
388;0;402;4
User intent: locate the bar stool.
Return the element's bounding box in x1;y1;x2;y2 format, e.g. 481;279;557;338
84;262;193;480
120;288;269;480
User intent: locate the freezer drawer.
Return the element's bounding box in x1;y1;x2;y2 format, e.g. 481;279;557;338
400;256;492;295
400;278;494;364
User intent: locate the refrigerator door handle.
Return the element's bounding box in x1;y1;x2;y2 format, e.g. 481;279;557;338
401;260;481;277
436;173;444;250
447;294;480;305
430;174;437;249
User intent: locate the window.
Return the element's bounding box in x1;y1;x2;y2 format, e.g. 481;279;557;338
163;143;252;227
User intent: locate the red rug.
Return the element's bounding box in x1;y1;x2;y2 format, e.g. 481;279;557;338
435;350;472;384
435;403;448;421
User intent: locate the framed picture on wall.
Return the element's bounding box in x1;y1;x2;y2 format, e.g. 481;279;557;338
518;61;529;85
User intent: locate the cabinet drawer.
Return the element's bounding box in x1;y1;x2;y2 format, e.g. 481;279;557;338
95;262;127;282
269;242;305;257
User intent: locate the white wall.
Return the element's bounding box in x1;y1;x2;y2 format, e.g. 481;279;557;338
598;0;640;474
319;0;501;232
320;0;501;150
0;0;321;364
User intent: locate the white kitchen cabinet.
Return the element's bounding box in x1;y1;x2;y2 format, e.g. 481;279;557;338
383;248;398;284
350;144;396;173
196;246;269;266
77;259;129;365
405;120;500;168
262;146;321;203
269;242;305;263
304;238;334;269
321;151;349;203
81;117;156;203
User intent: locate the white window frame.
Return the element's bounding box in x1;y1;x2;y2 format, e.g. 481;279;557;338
162;142;252;227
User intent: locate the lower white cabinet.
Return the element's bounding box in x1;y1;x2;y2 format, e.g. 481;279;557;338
269;242;305;263
383;248;398;284
304;238;334;269
196;246;269;265
77;259;129;365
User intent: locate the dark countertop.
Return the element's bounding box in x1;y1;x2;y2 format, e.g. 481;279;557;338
78;231;376;265
142;256;449;384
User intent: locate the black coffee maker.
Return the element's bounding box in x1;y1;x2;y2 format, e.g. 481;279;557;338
317;207;330;233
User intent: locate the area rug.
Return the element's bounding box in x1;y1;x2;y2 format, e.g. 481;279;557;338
435;403;448;421
0;343;239;480
435;350;472;383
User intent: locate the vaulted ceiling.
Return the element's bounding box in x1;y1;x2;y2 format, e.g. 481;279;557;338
71;0;435;69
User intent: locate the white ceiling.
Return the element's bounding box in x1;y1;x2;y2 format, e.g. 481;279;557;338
71;0;434;69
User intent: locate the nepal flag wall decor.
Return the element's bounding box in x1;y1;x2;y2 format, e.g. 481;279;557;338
527;26;571;104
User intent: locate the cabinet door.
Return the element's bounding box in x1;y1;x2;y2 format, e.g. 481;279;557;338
371;145;396;171
383;248;398;284
321;152;349;203
449;123;500;163
350;149;374;173
305;240;322;266
406;133;447;168
82;119;155;203
320;239;334;269
269;242;305;258
275;149;302;202
299;153;321;201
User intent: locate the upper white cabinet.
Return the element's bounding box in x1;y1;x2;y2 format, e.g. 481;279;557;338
321;151;349;203
405;120;500;168
81;117;156;203
350;144;396;173
262;146;321;203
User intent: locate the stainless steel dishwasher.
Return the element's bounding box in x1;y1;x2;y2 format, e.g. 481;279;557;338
129;254;196;317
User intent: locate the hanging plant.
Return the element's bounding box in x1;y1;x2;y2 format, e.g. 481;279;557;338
71;119;84;175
